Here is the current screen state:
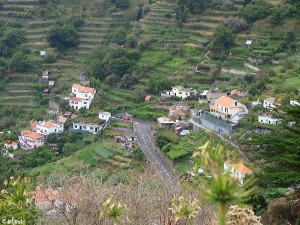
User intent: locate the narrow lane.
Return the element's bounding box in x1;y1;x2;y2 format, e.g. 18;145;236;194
134;121;180;197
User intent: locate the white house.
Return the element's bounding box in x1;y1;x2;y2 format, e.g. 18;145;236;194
224;161;253;185
99;112;111;123
263;97;281;109
36;121;64;137
19;130;45;150
290;99;300;106
258;114;281;125
69;84;96;110
251;100;261;107
162;86;197;100
157;117;175;129
209;96;248;122
4;141;18;150
71;121;102;134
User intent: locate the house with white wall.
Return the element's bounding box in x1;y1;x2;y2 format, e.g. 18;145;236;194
70;121;102;134
258;114;282;125
4;141;18;150
36;120;64;137
99;112;111;123
162;86;197;100
224;161;253;185
263;97;281;109
209;96;248;122
290;99;300;106
19;130;45;150
69;84;96;110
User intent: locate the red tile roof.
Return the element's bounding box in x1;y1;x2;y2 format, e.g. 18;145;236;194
231;89;240;96
29;120;38;129
71;97;82;102
22;130;44;140
215;96;236;107
42;122;57;129
226;161;253;174
72;83;95;94
174;109;188;116
145;95;151;101
4;140;18;146
57;116;67;124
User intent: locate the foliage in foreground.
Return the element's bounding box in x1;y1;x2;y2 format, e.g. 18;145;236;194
0;177;38;225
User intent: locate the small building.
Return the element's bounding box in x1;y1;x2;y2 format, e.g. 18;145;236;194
157;117;175;129
99;112;111;123
145;95;152;103
169;104;190;119
209;96;248;122
224;161;253;185
245;40;253;48
40;51;46;57
56;116;68;124
70;121;102;134
251;100;261;107
205;90;227;104
199;90;209;100
290;99;300;106
231;89;241;96
123;131;138;143
4;141;18;150
180;130;190;137
19;130;45;150
36;121;64;137
162;86;197;100
258;114;281;125
263;97;281;109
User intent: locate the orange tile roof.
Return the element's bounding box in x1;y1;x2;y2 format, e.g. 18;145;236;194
29;120;38;129
4;140;17;146
57;116;67;124
145;95;151;101
231;89;240;96
22;130;44;140
226;161;253;174
43;122;57;128
72;83;95;94
215;96;236;107
71;97;82;102
174;109;188;116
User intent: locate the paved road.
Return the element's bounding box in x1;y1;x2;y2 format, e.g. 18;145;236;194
134;121;180;197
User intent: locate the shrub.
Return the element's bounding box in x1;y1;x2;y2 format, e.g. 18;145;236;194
43;52;57;63
240;0;270;22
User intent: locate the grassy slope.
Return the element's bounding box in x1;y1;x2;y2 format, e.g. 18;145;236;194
29;140;143;183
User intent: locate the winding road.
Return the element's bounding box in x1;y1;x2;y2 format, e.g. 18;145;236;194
134;121;180;197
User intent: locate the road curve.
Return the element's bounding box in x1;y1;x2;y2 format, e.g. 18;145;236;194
134;121;180;197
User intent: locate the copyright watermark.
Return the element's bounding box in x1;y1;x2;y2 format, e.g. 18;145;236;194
1;218;24;224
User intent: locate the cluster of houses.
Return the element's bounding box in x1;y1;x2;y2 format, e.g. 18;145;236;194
0;83;114;152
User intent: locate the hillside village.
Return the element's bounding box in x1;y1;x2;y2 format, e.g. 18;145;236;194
0;0;299;224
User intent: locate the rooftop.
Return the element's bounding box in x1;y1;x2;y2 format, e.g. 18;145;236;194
215;96;236;107
70;97;82;102
22;130;44;140
225;161;253;174
72;83;95;94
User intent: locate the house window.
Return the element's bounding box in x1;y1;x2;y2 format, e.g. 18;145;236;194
74;125;77;128
84;102;87;104
82;126;87;130
85;94;87;97
235;102;237;106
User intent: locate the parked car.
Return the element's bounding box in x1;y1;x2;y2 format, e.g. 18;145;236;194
122;116;130;121
113;115;123;119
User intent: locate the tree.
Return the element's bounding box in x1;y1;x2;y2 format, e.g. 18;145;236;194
211;26;235;58
240;0;270;22
9;52;31;72
224;16;249;33
47;25;79;51
114;0;130;8
240;106;300;187
270;6;285;25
